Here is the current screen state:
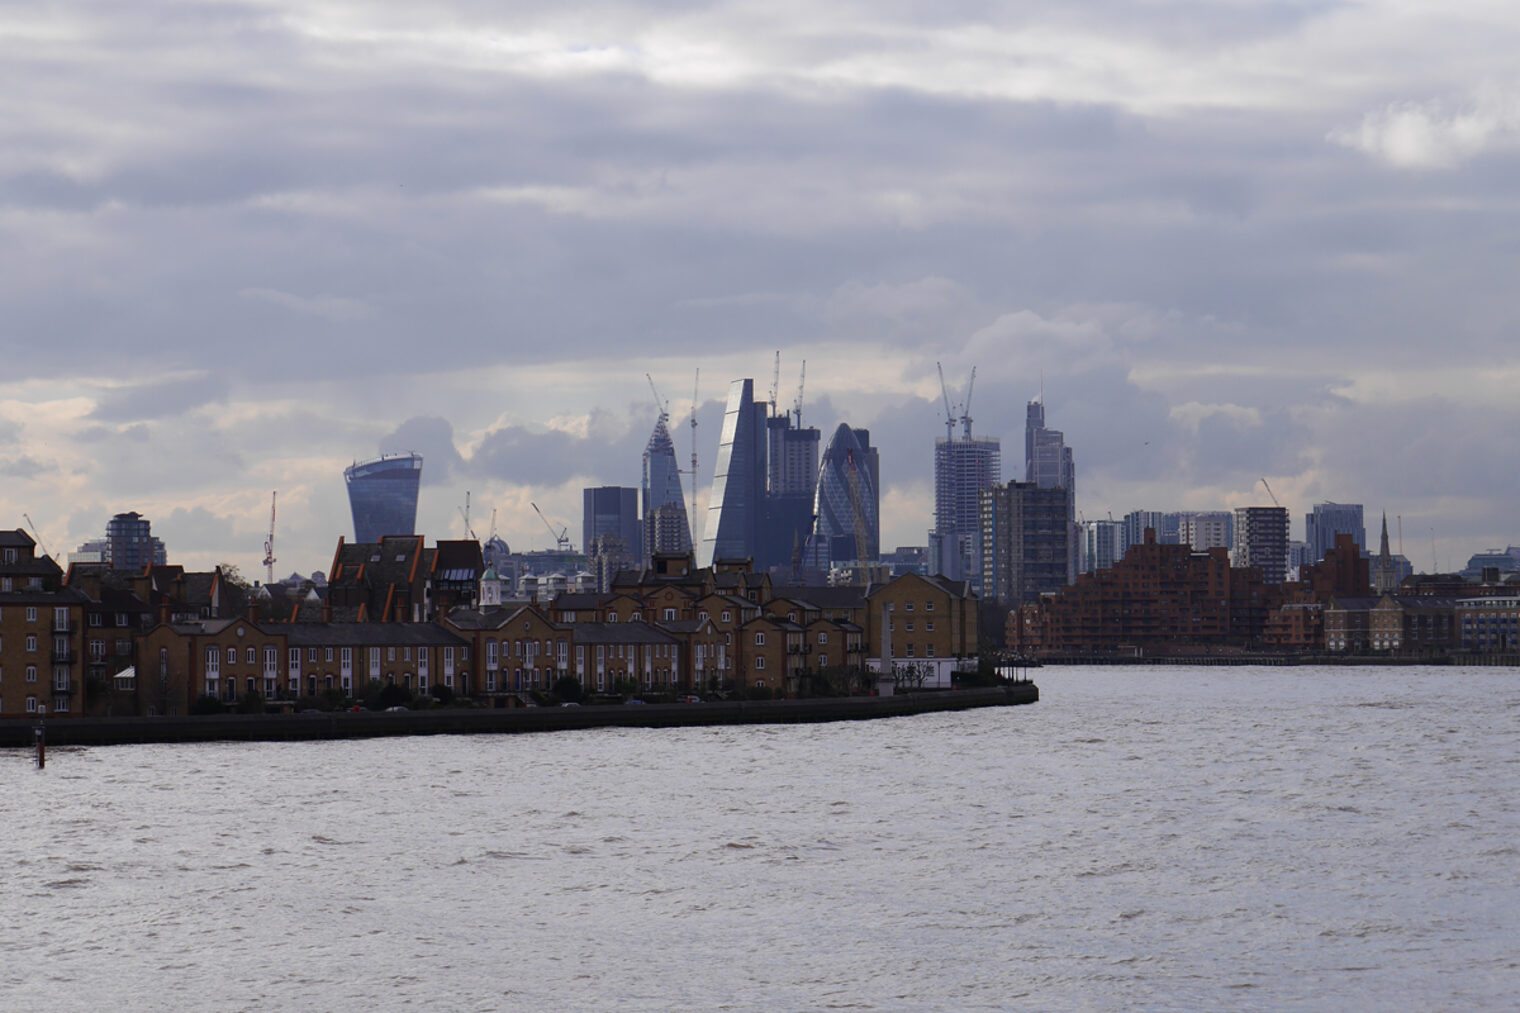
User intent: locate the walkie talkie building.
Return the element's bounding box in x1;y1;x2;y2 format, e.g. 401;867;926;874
345;453;423;543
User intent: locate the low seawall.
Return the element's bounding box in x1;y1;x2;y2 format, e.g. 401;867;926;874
2;684;1038;748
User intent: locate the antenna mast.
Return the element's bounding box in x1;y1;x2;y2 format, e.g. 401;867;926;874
689;368;700;547
262;492;277;585
769;350;780;412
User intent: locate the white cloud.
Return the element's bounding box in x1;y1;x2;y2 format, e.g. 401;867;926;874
1330;86;1520;168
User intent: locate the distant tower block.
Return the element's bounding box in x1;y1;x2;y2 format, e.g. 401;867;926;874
345;453;423;543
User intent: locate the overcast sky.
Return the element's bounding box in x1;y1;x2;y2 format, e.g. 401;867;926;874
3;0;1518;577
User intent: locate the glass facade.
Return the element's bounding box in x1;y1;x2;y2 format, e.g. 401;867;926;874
345;454;423;543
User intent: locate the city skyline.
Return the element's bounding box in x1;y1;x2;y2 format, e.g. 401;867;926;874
3;3;1519;575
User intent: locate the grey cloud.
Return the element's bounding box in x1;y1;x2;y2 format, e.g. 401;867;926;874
91;375;230;423
0;455;57;479
380;417;466;487
158;506;239;555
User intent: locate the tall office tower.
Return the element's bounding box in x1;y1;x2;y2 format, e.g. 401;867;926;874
582;487;641;559
1179;511;1233;551
979;481;1072;605
1025;400;1076;495
641;414;691;561
345;453;423;543
1025;399;1078;581
699;379;768;567
932;430;1001;585
763;411;821;572
1082;519;1125;575
1305;502;1365;564
105;511;167;572
1233;506;1291;584
807;423;881;568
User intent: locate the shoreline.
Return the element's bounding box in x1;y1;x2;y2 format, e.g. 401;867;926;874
1;683;1038;748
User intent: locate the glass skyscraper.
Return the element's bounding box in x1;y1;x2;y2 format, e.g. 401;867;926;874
345;453;423;543
699;379;767;567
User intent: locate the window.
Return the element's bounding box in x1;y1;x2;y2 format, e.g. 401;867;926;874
926;621;935;632
925;602;935;612
26;696;37;714
0;578;9;592
26;606;37;622
2;547;14;562
818;632;829;644
721;611;731;623
404;647;412;661
26;665;37;683
926;644;936;657
754;632;765;646
54;606;69;628
117;612;129;626
663;608;676;621
698;611;708;621
309;647;318;662
905;621;914;631
905;603;914;612
387;646;396;661
755;656;765;670
89;614;102;627
246;647;256;664
325;647;334;662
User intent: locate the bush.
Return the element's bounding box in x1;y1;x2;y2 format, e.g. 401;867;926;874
236;689;267;714
430;682;455;705
191;694;226;715
552;675;583;703
745;685;776;701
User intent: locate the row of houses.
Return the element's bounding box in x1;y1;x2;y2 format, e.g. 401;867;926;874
0;529;981;717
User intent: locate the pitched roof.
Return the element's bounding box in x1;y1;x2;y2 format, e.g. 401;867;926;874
568;621;679;645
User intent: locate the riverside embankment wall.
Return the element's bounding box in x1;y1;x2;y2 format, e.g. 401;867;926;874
1;684;1038;748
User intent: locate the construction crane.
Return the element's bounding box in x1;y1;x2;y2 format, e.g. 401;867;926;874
1259;477;1281;508
22;513;50;560
531;502;571;551
961;366;977;438
793;359;806;426
769;349;781;412
457;491;478;541
936;362;956;443
645;373;670;424
262;492;277;586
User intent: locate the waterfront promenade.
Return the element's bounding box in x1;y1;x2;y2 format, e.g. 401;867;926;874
0;683;1038;747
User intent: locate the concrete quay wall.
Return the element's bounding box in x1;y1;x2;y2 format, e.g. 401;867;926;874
1;684;1038;748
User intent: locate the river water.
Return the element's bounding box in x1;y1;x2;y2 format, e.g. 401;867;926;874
4;666;1518;1011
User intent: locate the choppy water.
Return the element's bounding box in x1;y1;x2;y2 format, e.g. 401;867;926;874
4;666;1519;1011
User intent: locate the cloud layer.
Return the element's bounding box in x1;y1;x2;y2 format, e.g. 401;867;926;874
2;1;1519;573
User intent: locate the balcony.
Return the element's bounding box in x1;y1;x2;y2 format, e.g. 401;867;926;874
52;679;75;695
51;650;76;665
52;620;73;634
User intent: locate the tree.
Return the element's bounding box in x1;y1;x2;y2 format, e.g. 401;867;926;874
237;689;267;714
551;675;583;703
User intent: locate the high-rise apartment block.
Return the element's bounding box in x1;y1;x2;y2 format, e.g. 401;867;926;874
980;481;1072;605
768;411;822;572
1179;511;1233;551
1233;506;1291;584
105;511;167;572
931;433;1000;586
1305;502;1365;564
345;453;423;543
